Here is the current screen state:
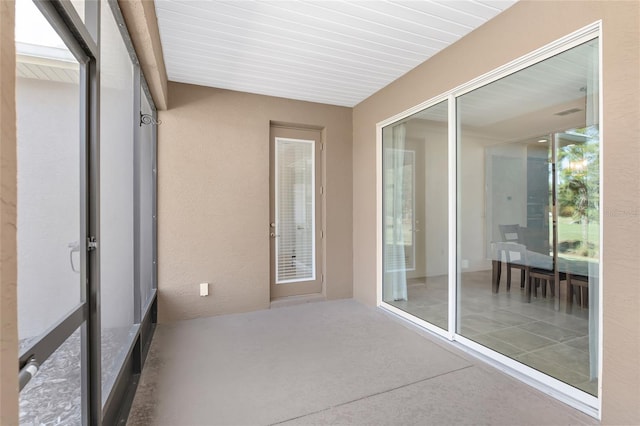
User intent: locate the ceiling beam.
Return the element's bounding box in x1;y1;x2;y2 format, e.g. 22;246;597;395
118;0;168;110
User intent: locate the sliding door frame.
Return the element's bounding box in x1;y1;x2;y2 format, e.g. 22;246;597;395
376;21;603;419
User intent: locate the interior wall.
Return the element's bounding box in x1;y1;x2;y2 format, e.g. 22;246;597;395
158;82;352;322
0;1;17;423
352;1;639;424
484;142;528;255
403;119;448;278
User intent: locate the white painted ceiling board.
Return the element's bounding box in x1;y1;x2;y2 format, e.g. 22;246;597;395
155;0;518;107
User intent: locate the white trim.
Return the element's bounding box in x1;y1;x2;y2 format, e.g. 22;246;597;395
596;23;604;418
274;137;316;284
376;124;384;307
450;21;602;98
380;302;449;339
375;20;603;418
380;304;599;418
276;277;316;285
375;21;602;130
377;93;449;133
447;94;457;341
453;334;599;417
16;42;77;64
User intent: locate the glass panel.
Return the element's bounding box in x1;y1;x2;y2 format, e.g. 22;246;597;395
70;0;85;23
275;138;315;283
457;39;599;396
20;327;82;425
100;0;136;400
382;101;449;330
16;0;81;347
139;91;154;311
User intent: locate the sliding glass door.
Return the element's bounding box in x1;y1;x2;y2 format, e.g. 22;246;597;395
457;38;599;396
380;31;600;405
382;100;449;331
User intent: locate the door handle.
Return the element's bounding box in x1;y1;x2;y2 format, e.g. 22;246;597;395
68;240;80;273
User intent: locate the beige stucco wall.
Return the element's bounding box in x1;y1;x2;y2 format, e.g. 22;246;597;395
0;1;17;424
158;82;353;322
119;0;168;110
352;1;640;423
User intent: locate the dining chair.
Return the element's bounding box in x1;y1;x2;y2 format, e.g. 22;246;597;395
525;251;563;303
562;259;591;313
498;224;526;290
566;274;589;311
498;242;560;303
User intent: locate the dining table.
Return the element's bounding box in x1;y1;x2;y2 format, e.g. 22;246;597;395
492;241;598;312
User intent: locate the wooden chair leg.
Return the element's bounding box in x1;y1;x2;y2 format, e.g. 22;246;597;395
525;270;532;302
520;269;525;288
580;287;588;308
506;264;512;291
542;279;555;299
566;275;574;313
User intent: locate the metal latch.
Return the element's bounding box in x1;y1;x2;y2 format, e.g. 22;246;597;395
88;236;97;251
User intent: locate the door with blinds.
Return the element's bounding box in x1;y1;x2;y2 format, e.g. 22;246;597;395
270;125;323;299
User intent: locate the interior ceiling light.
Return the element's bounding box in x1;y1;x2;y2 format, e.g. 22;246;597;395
538;139;548;143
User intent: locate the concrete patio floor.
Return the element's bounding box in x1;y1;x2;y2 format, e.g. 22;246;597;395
127;299;597;426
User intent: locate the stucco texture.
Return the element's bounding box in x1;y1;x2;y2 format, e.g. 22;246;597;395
0;1;18;424
352;1;639;424
158;83;353;323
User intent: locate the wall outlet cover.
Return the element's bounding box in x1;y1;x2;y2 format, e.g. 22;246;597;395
199;282;209;296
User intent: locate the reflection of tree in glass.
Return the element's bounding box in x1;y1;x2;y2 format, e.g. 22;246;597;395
557;126;599;258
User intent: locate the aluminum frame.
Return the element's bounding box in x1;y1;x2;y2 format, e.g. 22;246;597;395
100;1;159;423
133;66;142;324
18;1;158;424
375;21;603;419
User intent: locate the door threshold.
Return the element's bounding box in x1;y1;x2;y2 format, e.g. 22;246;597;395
270;293;326;309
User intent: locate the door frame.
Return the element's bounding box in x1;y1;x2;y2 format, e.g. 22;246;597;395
269;123;324;300
375;22;602;419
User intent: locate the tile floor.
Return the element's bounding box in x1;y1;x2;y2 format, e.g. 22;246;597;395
389;268;597;396
127;299;597;425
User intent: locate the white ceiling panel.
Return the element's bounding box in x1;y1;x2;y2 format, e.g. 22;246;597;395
155;0;518;107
